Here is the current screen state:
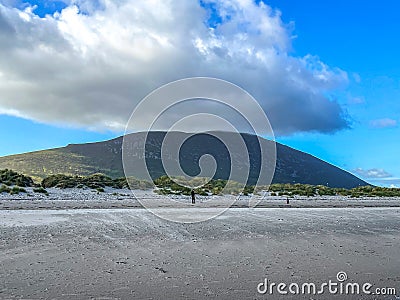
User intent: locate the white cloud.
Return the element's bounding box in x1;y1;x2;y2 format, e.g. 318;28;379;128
370;118;397;129
0;0;350;135
354;168;400;188
369;178;400;188
353;168;392;179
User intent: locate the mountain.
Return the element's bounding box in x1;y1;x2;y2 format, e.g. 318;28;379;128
0;131;368;188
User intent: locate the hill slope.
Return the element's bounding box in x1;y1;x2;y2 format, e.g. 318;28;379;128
0;132;367;188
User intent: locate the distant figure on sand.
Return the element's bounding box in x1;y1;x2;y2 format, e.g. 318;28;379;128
191;190;195;204
286;197;290;205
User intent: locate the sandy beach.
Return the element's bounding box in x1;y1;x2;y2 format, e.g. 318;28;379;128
1;188;400;210
0;202;399;299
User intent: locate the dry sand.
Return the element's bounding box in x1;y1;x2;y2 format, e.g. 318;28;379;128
0;204;399;299
1;188;400;210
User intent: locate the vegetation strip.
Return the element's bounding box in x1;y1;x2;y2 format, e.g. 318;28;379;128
1;169;400;197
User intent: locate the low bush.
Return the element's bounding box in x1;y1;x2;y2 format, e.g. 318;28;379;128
33;187;49;195
0;169;35;187
41;174;153;190
153;176;256;196
266;183;400;198
0;184;11;193
0;184;27;195
10;186;27;195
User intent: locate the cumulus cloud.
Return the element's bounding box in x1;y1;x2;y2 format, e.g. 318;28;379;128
369;178;400;188
354;168;400;187
0;0;350;135
353;168;392;179
370;118;397;129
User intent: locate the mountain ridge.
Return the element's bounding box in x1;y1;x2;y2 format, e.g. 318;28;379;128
0;131;368;188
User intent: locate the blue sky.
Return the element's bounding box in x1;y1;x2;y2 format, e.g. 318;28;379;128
0;0;399;186
268;0;400;186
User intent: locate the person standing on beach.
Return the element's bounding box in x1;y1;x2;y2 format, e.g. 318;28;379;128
191;190;195;204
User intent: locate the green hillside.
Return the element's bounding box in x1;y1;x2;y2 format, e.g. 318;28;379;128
0;147;123;183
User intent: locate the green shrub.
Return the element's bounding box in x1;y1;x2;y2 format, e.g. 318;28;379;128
42;174;76;188
152;176;258;196
33;187;49;195
0;169;34;187
36;174;400;198
10;186;27;195
0;184;11;193
41;174;153;190
265;183;400;198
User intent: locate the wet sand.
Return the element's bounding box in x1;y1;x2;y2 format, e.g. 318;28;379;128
0;207;399;299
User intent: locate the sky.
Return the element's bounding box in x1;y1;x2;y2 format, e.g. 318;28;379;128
0;0;399;186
